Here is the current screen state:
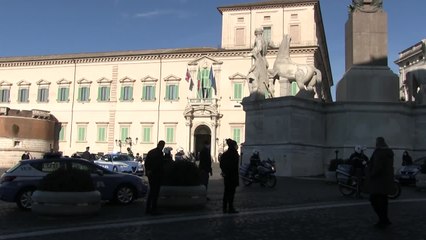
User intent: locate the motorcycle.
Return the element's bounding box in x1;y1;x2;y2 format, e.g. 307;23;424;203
239;158;277;188
336;164;401;199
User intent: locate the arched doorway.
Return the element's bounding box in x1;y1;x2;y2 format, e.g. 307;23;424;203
194;125;211;158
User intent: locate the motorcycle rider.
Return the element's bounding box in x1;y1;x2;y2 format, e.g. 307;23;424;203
349;145;369;178
248;149;261;178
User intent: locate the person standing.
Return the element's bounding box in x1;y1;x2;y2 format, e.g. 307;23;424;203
367;137;395;229
144;140;165;215
220;139;240;214
402;150;413;166
81;146;91;161
199;141;213;197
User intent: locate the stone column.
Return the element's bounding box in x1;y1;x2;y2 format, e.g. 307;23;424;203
185;117;192;153
211;120;218;162
278;78;290;97
336;3;398;102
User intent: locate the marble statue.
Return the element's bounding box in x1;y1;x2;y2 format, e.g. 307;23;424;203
405;70;426;105
349;0;383;13
269;34;323;99
246;28;271;100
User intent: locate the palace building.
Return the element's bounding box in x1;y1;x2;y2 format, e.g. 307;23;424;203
0;0;332;164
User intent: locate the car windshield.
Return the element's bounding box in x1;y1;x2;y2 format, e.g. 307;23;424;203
112;155;133;162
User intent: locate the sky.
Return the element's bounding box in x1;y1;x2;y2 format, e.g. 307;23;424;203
0;0;424;100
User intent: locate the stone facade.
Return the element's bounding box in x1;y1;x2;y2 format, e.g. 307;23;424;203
0;0;332;164
394;39;426;101
0;108;58;167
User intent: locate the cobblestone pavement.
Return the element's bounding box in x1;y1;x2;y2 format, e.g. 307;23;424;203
1;165;426;239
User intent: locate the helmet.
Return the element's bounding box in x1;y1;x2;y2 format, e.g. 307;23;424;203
254;28;263;35
252;149;260;155
354;145;362;154
163;147;173;154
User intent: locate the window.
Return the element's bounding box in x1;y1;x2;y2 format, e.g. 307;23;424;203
0;88;10;103
235;27;245;46
18;88;29;103
97;86;110;102
120;85;133;101
291;82;299;96
232;82;243;100
291;14;298;19
37;87;49;103
165;126;175;143
120;126;129;142
289;24;301;43
165;84;179;101
237;17;244;23
78;86;90;102
263;26;271;45
264;16;271;21
57;86;69;102
97;125;107;142
142;126;152;143
142;85;156;101
232;127;243;145
59;125;66;141
77;125;87;142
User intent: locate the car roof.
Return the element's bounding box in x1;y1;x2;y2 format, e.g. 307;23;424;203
19;157;92;164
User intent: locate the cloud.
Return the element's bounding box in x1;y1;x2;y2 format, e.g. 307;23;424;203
133;9;191;19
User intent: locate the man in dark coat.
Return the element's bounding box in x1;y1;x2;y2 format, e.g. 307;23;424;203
366;137;395;228
81;146;91;161
144;140;165;215
220;138;240;214
199;141;213;193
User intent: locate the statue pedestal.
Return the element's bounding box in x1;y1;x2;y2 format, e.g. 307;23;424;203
278;78;290;97
336;65;399;102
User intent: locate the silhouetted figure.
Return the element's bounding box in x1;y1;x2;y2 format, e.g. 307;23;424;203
248;149;261;177
81;146;91;161
199;141;213;194
127;147;134;159
145;140;165;215
220;138;240;214
367;137;394;229
21;151;31;160
402;151;413;166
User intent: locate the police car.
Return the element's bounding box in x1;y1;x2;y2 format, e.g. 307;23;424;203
94;153;144;176
0;156;148;210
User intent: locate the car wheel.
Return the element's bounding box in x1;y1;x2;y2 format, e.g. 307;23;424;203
112;166;118;172
114;185;135;204
16;188;35;211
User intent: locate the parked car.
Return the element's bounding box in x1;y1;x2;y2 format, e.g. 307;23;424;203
396;156;426;184
94;153;144;176
0;156;148;210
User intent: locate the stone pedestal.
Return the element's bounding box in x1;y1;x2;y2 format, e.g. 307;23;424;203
337;66;399;102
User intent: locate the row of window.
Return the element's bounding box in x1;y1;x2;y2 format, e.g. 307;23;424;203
0;82;246;103
59;124;243;145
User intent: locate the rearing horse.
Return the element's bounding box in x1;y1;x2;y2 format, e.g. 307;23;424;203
269;34;323;99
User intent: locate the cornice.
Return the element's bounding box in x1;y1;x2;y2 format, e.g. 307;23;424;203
0;46;318;68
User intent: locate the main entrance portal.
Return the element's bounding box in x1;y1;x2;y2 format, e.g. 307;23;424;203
194;125;211;158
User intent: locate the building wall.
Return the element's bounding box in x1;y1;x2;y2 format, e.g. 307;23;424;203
0;0;331;164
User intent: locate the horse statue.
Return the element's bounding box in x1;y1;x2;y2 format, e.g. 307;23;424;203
269;34;323;99
405;70;426;104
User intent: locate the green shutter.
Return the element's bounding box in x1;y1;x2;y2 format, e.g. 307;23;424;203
142;86;146;100
97;87;101;101
59;127;65;141
129;86;133;100
165;85;170;100
175;85;179;100
120;86;124;100
106;87;110;100
65;87;69;101
57;88;60;101
143;127;151;142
